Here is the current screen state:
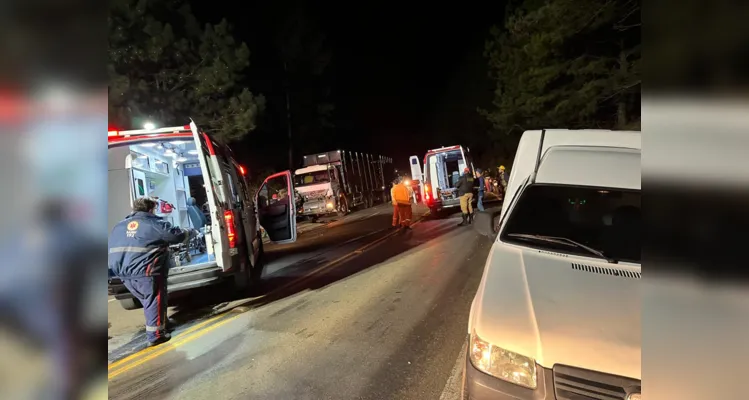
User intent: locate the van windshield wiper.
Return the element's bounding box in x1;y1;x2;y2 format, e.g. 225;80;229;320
506;233;618;264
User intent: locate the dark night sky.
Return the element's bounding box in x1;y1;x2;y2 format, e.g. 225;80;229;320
191;0;506;174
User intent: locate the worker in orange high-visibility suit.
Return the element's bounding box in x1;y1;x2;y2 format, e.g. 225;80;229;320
390;180;400;229
392;177;413;229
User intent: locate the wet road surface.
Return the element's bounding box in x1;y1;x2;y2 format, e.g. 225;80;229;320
108;203;493;399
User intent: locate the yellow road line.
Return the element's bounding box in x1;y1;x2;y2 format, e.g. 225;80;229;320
108;211;430;379
108;313;242;380
108;312;233;371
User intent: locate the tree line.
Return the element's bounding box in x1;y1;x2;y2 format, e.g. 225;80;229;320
479;0;640;167
108;0;333;147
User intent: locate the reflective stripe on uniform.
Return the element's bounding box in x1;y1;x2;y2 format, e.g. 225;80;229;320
145;324;165;332
109;246;160;254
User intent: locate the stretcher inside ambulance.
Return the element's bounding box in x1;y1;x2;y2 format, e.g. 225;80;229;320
422;145;476;214
108;121;297;310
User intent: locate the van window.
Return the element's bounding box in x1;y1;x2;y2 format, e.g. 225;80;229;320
233;165;251;201
257;175;289;208
501;185;641;263
212;145;241;205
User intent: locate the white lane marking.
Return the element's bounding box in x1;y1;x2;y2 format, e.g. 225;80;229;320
439;339;468;400
108;298;117;303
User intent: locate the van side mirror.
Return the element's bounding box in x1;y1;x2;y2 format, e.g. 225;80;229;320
473;207;503;238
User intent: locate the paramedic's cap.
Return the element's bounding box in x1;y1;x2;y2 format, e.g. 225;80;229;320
476;168;483;174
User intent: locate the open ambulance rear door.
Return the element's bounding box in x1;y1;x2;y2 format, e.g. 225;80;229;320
409;155;423;182
256;171;298;244
189;120;235;272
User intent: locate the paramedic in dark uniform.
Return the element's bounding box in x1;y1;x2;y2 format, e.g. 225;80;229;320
475;168;485;211
456;167;475;226
108;197;186;346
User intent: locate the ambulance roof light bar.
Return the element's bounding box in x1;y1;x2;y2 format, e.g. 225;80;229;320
108;125;192;137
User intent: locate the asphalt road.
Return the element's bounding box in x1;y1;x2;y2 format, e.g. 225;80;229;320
108;203;494;400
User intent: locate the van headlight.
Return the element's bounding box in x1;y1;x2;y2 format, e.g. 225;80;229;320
469;331;537;389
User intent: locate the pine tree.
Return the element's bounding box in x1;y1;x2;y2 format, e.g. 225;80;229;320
480;0;640;136
108;0;265;142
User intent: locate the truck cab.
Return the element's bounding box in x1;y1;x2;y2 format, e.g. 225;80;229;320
294;163;342;217
294;150;393;220
107;121;298;310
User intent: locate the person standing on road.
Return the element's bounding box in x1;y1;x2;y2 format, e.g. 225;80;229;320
390;180;400;229
497;165;508;199
475;168;485;212
108;197;186;346
457;167;475;226
392;177;413;230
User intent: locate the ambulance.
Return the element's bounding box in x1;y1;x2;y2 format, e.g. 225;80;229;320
421;145;477;215
107;121;298;310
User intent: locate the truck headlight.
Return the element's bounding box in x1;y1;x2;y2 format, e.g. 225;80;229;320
469;331;537;389
326;202;334;209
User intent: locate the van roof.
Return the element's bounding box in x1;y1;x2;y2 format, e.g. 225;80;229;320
425;145;463;155
108;126;195;147
536;146;641;189
535;129;641;150
499;129;641;221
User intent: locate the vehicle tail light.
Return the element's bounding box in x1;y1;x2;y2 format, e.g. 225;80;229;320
424;183;431;203
223;210;237;248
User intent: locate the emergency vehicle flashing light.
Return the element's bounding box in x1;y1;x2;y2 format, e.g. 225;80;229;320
223;210;237;249
108;125;193;138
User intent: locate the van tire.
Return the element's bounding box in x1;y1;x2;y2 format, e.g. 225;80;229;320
119;298;142;311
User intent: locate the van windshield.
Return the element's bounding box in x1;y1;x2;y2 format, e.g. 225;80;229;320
295;170;330;187
501;185;641;263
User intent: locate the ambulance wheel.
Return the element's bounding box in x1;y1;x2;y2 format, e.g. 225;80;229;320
233;255;251;292
429;207;439;219
250;236;265;282
119;298;142;311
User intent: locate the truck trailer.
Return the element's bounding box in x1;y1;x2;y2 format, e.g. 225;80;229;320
294;150;393;219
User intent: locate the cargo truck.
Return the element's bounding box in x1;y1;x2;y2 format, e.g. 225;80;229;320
294;150;393;220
